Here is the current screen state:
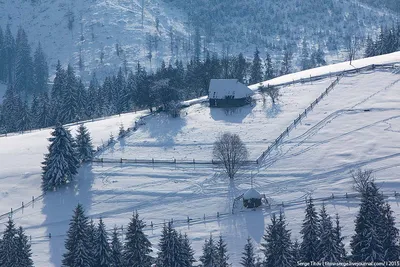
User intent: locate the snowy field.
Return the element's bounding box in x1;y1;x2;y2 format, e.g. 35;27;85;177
0;54;400;265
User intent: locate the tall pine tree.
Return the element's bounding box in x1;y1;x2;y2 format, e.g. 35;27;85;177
299;198;320;262
110;226;123;267
62;204;93;267
41;124;79;191
241;237;256;267
75;124;94;162
94;218;112;267
123;211;152;267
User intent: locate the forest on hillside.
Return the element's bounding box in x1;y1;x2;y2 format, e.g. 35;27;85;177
163;0;397;56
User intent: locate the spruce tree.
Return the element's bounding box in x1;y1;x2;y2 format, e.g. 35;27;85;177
76;79;88;120
50;61;66;124
157;221;182;267
36;92;51;128
299;198;319;262
15;226;34;267
62;204;93;267
179;233;195;267
264;53;274;81
75;124;94;162
15;27;34;95
0;218;18;266
123;212;152;267
199;234;217;267
0;26;5;82
249;48;263;84
216;235;229;267
350;181;385;262
382;203;400;261
33;42;49;93
94;218;112;267
41;124;80;191
300;39;310;71
279;48;292;76
87;218;97;263
4;24;15;84
110;226;123;267
333;214;346;261
318;203;341;262
241;237;255;267
59;64;79;124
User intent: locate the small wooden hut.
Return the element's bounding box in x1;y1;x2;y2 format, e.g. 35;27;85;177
243;188;262;208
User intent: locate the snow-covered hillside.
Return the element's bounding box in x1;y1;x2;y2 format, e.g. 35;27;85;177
0;0;189;80
0;53;399;266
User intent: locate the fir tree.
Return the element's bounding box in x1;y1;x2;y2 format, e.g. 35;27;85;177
249;48;263;84
318;203;341;262
333;214;346;261
110;226;123;267
199;234;217;267
382;203;400;261
41;124;80;191
87;218;97;262
62;204;93;267
300;39;310;71
264;53;274;80
179;233;195;267
0;26;5;82
94;218;112;267
75;124;94;162
123;212;152;267
59;64;79;124
15;226;34;267
33;42;49;93
279;48;292;76
15;27;34;95
241;237;255;267
76;79;88;120
299;198;320;262
4;24;15;84
0;218;18;266
350;181;385;262
216;235;229;267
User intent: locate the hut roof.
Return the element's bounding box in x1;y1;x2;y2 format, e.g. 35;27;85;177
208;79;253;99
243;188;261;200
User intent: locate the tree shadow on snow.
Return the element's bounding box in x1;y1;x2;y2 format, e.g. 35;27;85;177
265;103;282;118
144;113;187;145
42;164;95;267
210;104;255;124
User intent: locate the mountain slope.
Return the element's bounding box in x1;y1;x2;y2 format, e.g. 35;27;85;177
0;0;189;80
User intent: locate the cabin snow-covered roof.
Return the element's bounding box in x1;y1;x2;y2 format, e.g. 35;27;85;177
208;79;254;99
243;188;261;200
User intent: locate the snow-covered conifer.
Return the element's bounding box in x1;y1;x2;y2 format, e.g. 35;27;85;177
42;124;80;191
123;212;152;267
318;203;341;262
299;198;319;262
62;204;93;267
382;202;400;261
15;226;34;267
241;237;255;267
199;234;217;267
333;214;346;261
350;181;385;262
0;218;18;266
94;218;112;267
110;226;123;267
216;235;229;267
76;124;94;162
179;233;195;267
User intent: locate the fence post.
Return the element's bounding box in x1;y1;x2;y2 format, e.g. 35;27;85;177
22;202;24;208
32;196;34;202
203;214;206;221
120;158;123;163
217;212;220;218
48;233;51;239
187;216;190;223
345;193;348;199
331;193;334;199
151;221;153;228
193;159;195;165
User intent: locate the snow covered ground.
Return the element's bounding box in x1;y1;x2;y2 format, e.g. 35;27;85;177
0;54;399;266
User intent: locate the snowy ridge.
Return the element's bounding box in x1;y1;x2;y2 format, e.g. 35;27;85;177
249;51;400;89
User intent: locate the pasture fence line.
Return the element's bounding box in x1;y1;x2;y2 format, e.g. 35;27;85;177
91;157;258;166
255;63;400;164
16;190;400;245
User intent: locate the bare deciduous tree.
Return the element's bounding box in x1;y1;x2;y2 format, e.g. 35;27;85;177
213;132;248;179
351;168;374;194
259;84;280;105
